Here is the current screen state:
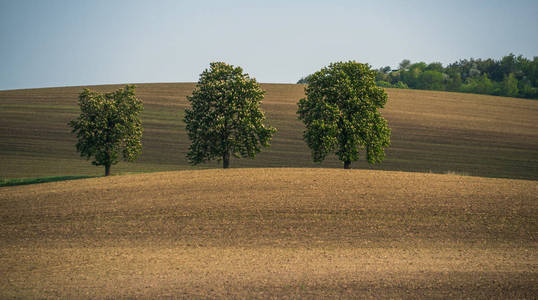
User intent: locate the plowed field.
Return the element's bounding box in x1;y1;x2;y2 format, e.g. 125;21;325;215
1;84;537;179
1;169;536;298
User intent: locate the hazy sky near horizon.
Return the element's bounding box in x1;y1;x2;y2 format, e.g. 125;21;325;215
1;0;537;90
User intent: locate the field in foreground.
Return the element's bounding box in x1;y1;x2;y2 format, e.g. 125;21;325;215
1;168;536;298
1;83;537;180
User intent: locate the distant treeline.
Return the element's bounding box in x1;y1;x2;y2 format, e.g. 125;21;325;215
298;54;538;99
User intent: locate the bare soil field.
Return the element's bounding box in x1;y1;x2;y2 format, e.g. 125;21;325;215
1;168;536;298
1;84;537;180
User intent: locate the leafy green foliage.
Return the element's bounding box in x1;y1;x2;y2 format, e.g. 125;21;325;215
460;74;496;94
297;61;391;169
302;54;538;99
502;73;519;97
371;54;538;99
184;62;276;168
297;75;312;84
68;85;143;176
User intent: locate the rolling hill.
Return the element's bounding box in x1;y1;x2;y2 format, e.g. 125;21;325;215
1;168;536;298
1;83;537;180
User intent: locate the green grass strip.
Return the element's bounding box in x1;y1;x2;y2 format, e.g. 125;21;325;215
0;175;98;187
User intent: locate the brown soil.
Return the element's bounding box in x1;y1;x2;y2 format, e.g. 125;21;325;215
1;168;536;298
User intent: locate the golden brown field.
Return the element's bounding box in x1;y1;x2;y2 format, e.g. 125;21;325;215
1;168;536;298
1;83;537;180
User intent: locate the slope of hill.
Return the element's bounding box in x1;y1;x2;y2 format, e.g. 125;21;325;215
1;169;536;298
1;83;537;179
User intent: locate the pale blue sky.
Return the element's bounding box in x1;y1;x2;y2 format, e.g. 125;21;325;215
1;0;537;90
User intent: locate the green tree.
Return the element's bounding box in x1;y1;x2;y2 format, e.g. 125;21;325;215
184;62;276;169
460;74;496;95
69;85;143;176
418;70;446;90
400;62;426;89
394;81;409;89
297;61;391;169
381;66;392;74
446;72;463;91
501;73;519;97
426;62;444;73
297;75;312;84
520;81;537;99
399;59;411;71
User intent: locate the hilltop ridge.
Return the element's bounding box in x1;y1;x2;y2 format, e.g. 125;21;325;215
0;83;537;179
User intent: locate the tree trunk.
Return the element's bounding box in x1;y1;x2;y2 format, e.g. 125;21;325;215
344;160;351;169
223;152;230;169
105;164;111;176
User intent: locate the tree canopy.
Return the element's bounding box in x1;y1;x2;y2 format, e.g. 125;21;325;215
373;54;538;99
68;85;143;176
184;62;276;168
300;54;538;100
297;61;391;169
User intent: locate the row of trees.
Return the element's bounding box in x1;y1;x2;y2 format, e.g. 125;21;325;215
376;54;538;99
298;54;538;99
70;61;391;175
